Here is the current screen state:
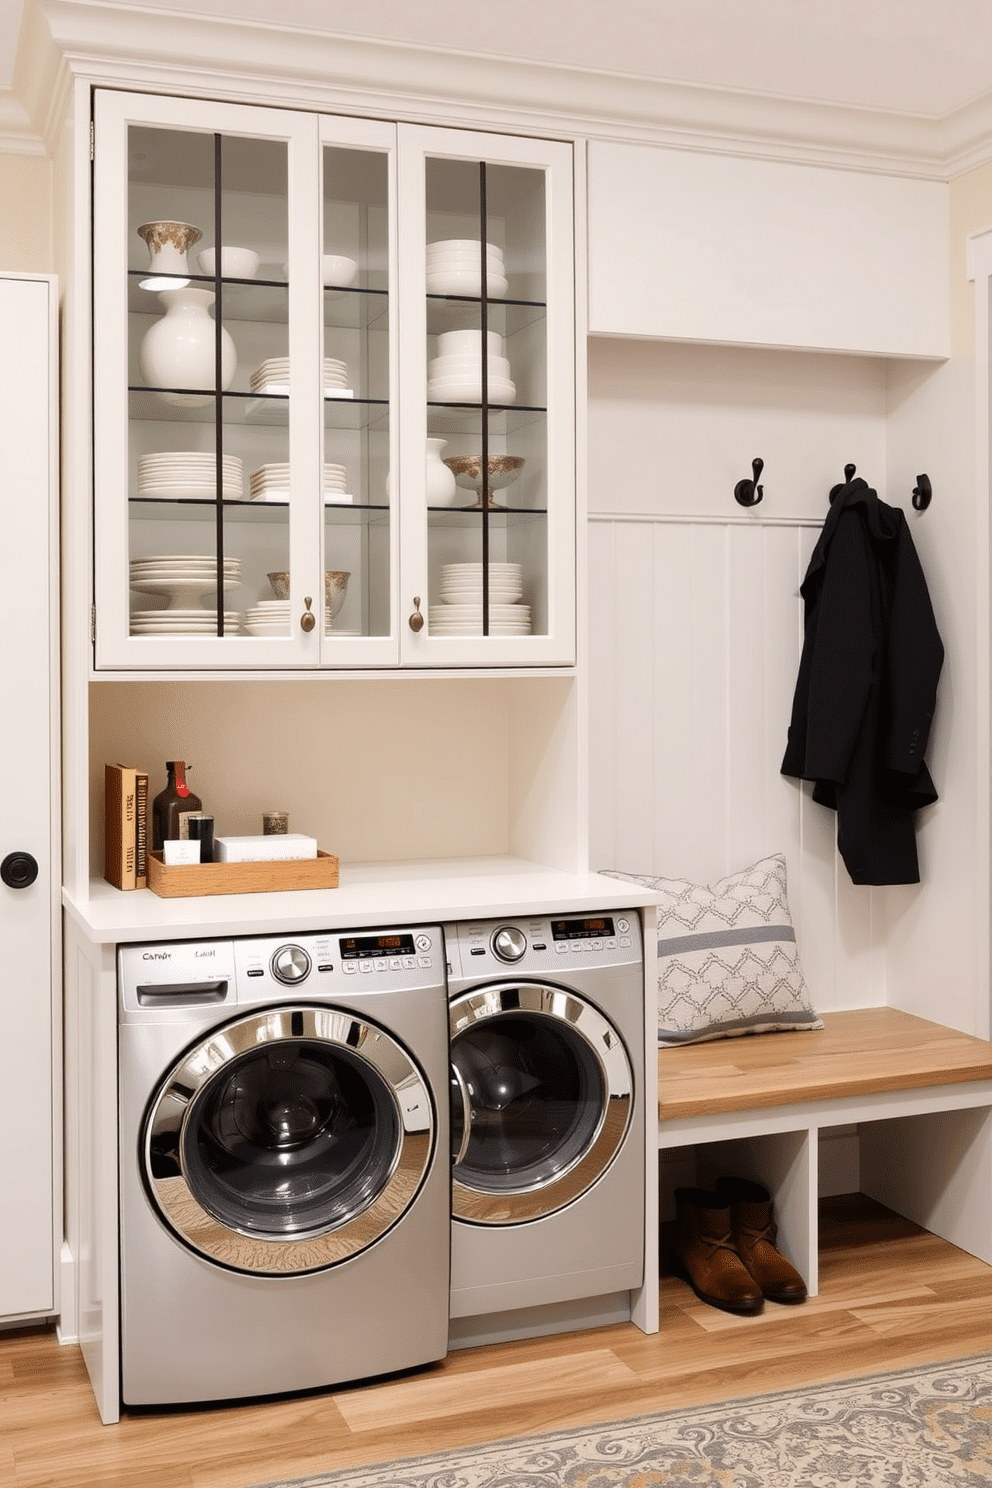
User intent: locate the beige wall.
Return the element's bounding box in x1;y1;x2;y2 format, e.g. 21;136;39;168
950;161;992;357
0;150;53;271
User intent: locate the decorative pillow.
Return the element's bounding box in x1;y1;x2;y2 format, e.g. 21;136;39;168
600;854;822;1045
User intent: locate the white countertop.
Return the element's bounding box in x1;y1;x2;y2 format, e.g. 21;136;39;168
63;856;661;943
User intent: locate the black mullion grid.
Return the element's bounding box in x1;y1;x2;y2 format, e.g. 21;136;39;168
212;132;225;637
479;162;489;637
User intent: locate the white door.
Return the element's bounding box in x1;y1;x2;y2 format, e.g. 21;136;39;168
0;273;59;1318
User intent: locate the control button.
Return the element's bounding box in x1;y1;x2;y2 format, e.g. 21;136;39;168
620;936;632;948
617;917;630;933
390;957;402;970
470;947;486;956
491;925;527;962
403;957;416;970
418;955;432;969
571;942;585;952
555;944;569;954
606;938;618;949
375;960;388;972
591;939;604;951
317;964;334;973
343;962;358;974
360;961;373;974
246;968;264;977
532;942;547;951
270;944;311;985
415;933;432;952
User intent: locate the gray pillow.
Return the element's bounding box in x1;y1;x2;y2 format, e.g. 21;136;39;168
601;854;822;1045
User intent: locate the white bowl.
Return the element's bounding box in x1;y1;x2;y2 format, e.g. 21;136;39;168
429;354;512;379
427;250;504;267
426;271;509;299
197;246;260;279
438;329;503;357
322;254;358;288
427;239;503;258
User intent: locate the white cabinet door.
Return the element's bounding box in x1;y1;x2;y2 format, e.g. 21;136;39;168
587;142;949;359
93;90;327;670
396;125;576;668
0;273;58;1318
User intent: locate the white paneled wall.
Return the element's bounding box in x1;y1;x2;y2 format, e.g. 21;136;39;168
588;512;880;1014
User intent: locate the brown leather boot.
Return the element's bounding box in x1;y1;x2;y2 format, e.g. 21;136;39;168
672;1188;764;1315
715;1176;808;1305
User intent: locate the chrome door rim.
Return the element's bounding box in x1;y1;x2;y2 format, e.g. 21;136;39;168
142;1004;435;1275
449;982;633;1225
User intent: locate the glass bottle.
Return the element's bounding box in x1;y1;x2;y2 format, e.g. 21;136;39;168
152;760;203;849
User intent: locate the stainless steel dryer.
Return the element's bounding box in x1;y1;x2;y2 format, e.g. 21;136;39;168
118;925;449;1407
444;911;644;1338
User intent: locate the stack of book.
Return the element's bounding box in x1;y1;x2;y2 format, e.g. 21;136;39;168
105;763;149;890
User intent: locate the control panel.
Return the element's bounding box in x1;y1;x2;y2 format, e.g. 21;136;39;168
235;927;440;1000
120;926;443;1013
445;912;641;981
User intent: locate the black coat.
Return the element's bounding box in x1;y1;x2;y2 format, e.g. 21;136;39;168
781;478;943;885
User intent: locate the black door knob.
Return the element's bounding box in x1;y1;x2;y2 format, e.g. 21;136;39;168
1;852;39;889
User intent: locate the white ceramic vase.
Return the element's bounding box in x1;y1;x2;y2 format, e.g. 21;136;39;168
426;437;458;506
139;286;237;407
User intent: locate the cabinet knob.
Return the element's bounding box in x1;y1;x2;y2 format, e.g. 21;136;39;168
300;596;316;633
408;596;425;633
1;852;39;889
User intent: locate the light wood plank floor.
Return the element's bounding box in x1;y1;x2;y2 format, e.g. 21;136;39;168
2;1196;990;1488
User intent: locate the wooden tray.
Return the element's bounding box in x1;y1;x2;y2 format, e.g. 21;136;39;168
147;849;339;898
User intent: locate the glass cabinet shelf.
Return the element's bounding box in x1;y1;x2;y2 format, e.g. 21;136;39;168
426;404;546;436
128;271;390;333
128;388;391;431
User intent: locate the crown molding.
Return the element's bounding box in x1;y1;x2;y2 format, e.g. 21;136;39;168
938;91;992;178
0;89;46;153
12;0;992;179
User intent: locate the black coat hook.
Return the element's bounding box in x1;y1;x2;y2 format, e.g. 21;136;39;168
844;463;857;483
912;473;932;512
734;457;764;508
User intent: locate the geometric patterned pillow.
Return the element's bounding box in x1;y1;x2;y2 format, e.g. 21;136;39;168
600;854;822;1045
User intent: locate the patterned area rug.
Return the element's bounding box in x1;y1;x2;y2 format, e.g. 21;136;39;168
258;1354;992;1488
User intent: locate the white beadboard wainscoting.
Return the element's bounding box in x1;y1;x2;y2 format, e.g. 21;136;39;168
587;510;887;1017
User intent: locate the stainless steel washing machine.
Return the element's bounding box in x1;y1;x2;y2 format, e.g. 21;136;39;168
118;925;449;1407
444;911;644;1334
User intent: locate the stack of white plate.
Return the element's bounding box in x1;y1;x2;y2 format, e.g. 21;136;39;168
243;598;332;637
427;329;515;405
426;239;508;299
130;610;242;636
250;358;352;396
431;561;530;635
137;452;243;502
249;462;352;503
129;555;241;611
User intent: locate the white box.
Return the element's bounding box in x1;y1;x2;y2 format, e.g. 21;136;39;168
213;833;318;863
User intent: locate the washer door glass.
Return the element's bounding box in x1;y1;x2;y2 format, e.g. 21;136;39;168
144;1005;434;1274
449;983;633;1225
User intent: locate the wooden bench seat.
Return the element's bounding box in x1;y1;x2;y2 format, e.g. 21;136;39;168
658;1007;992;1121
653;1007;992;1300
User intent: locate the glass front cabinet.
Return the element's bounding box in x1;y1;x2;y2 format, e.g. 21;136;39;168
92;91;575;670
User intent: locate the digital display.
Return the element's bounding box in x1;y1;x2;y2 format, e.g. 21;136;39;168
551;916;615;941
339;932;416;959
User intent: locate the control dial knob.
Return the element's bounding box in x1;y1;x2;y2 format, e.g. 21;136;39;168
271;944;312;984
491;925;527;963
